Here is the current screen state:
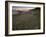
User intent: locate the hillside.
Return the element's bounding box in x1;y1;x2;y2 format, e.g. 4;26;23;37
12;8;40;30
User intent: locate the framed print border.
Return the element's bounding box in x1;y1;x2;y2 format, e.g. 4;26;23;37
5;1;45;36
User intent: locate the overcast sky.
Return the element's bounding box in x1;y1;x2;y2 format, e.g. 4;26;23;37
12;6;35;11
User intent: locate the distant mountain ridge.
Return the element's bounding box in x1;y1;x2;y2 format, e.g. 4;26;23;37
12;8;40;14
